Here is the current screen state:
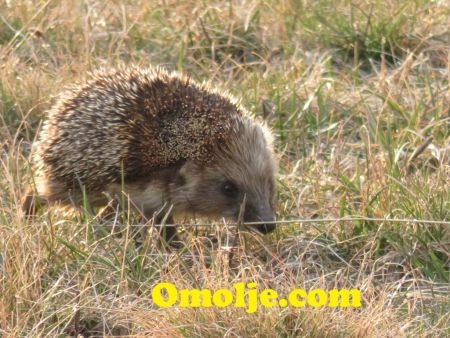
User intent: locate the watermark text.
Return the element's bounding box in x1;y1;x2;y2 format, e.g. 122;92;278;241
152;282;361;313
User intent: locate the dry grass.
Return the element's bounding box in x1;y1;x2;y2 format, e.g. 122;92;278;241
0;0;449;337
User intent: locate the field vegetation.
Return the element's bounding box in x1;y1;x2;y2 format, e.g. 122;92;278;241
0;0;449;336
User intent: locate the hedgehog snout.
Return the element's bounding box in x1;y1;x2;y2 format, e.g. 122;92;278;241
251;214;276;234
243;205;276;234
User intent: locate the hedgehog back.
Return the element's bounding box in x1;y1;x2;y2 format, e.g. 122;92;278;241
37;67;240;191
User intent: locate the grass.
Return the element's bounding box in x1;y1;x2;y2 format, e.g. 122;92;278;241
0;0;449;336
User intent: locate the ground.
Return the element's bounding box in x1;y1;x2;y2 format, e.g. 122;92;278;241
0;1;449;337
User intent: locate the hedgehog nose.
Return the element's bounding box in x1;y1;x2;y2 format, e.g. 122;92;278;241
252;214;276;234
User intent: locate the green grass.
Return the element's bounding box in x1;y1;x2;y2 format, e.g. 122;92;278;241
0;0;449;336
287;0;447;67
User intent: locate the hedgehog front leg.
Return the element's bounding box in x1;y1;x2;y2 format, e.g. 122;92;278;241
133;216;180;248
152;214;182;248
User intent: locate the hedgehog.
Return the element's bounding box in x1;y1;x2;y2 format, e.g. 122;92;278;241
22;66;277;243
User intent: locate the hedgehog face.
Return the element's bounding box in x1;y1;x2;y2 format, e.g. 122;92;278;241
171;119;277;234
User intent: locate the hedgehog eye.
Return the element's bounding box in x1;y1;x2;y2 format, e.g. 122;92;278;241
221;180;239;198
